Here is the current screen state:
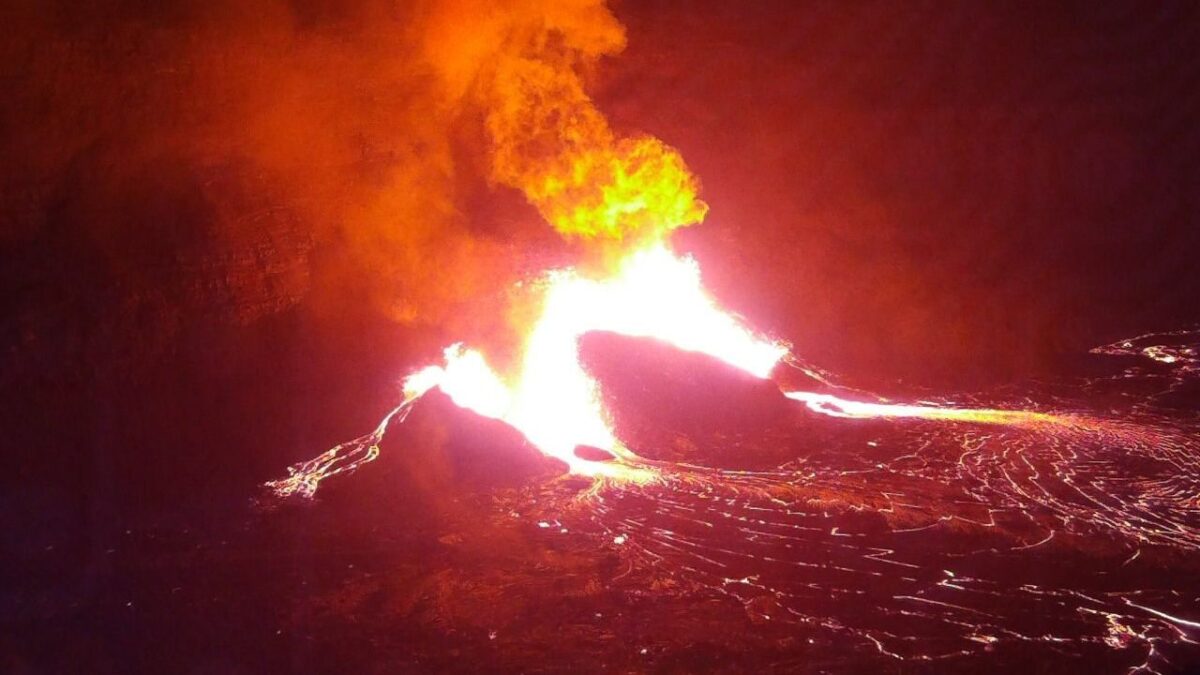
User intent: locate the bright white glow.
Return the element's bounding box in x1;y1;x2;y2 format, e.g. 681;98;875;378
403;244;787;477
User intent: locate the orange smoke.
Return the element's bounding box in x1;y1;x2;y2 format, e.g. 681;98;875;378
3;0;705;343
481;58;707;245
423;0;707;250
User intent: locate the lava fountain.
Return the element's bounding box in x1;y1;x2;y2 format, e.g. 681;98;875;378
265;0;1068;499
267;238;1073;497
267;242;787;494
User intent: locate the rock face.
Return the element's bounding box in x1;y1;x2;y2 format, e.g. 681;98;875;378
2;160;313;374
391;389;570;491
0;164;310;468
580;332;795;428
578;331;828;467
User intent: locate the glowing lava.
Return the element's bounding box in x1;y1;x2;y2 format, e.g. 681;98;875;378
267;239;1078;500
784;391;1060;426
266;0;1069;499
401;243;787;479
267;238;1078;502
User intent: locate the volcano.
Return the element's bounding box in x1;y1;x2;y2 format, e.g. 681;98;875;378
5;2;1200;674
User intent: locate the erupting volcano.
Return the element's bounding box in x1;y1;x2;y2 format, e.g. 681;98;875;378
267;0;1073;497
267;235;1082;495
7;1;1200;673
253;3;1200;671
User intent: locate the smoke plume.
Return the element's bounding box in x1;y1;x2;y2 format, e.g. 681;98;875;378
0;0;702;342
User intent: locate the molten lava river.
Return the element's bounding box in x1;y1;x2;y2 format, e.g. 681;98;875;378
266;243;1200;672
